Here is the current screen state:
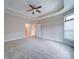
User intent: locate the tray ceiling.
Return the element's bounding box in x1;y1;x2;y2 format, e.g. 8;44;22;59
5;0;64;18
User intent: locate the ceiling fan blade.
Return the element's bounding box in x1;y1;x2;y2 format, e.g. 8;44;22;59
29;4;35;9
36;10;41;13
26;9;33;11
35;6;42;9
32;11;34;14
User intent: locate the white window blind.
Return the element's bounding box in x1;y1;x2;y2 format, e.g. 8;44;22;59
64;14;74;40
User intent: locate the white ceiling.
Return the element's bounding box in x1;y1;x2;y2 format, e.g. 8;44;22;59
5;0;64;17
5;0;74;19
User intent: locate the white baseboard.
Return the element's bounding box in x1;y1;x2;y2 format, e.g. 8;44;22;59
4;32;24;42
37;36;74;47
37;36;64;42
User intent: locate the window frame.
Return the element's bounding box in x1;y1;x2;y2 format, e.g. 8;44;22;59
64;13;74;22
64;13;74;40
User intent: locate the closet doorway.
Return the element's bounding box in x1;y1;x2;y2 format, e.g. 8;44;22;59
25;23;37;39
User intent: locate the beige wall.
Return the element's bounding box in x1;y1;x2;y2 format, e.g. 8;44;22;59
4;13;30;41
37;14;64;42
5;13;38;41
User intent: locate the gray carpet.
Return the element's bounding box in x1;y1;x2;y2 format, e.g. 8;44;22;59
4;38;74;59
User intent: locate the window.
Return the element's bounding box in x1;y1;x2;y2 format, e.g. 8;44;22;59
64;13;74;40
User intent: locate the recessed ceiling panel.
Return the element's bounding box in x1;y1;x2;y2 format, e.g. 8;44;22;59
6;0;64;17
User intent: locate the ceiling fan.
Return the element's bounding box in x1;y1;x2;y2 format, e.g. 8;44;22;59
25;4;42;15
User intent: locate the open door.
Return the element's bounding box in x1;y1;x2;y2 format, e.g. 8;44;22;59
25;24;30;39
25;23;37;39
31;24;37;37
